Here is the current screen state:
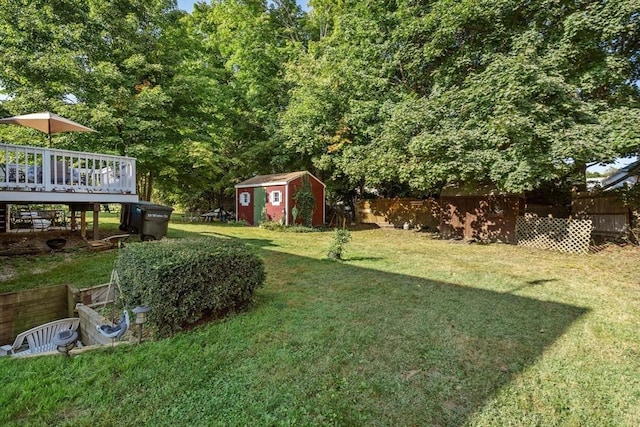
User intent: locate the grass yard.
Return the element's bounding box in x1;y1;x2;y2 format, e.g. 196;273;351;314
1;218;639;426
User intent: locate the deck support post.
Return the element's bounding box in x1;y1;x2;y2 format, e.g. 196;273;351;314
70;210;77;231
80;212;86;239
0;203;8;233
93;203;100;241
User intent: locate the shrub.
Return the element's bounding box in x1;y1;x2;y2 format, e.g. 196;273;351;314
286;225;318;233
115;238;265;337
260;221;318;233
328;228;351;259
293;174;316;227
259;220;285;231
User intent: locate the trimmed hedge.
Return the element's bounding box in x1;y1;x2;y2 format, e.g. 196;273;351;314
115;238;265;337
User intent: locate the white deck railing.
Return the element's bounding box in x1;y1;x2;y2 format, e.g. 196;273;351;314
0;143;136;194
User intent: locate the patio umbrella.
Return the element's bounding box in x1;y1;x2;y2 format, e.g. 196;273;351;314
0;111;96;146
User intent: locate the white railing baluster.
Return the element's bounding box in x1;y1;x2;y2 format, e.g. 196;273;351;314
0;143;136;195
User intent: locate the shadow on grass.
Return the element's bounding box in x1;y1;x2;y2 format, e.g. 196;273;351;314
168;226;281;250
60;228;588;426
342;256;385;261
505;278;560;293
263;256;587;425
162;226;589;425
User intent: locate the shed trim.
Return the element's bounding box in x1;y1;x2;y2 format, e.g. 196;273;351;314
285;184;290;226
234;171;326;189
235;180;288;189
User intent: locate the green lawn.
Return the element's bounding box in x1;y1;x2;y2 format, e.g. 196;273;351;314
1;220;639;426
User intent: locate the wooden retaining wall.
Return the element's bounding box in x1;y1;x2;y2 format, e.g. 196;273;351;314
69;283;117;345
67;283;115;316
1;282;116;344
0;284;69;344
76;304;113;346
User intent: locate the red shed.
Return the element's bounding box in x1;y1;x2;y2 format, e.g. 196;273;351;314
235;171;326;226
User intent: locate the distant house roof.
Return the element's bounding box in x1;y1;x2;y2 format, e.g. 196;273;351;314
601;160;640;191
235;171;325;189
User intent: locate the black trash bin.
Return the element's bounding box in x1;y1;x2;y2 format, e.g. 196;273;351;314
120;202;173;241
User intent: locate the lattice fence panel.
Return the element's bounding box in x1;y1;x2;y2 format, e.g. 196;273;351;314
516;217;593;254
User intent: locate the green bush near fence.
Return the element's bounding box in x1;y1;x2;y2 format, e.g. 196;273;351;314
114;238;265;337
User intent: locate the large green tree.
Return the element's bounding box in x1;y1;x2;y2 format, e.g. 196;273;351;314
2;0;638;208
0;0;190;200
0;0;93;145
161;0;306;209
280;0;407;202
383;0;640;193
281;0;640;197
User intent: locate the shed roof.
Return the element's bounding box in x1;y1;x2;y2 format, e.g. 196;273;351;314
235;171;324;189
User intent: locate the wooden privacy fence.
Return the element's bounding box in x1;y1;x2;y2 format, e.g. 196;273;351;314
356;198;440;229
516;216;593;254
572;192;631;238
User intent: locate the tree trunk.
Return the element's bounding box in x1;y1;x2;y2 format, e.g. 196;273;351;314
145;171;154;201
136;172;154;202
572;161;587;192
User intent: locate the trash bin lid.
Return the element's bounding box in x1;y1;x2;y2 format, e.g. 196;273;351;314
135;201;174;212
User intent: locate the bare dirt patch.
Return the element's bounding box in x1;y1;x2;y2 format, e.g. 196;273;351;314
589;241;640;255
0;265;16;281
0;231;93;256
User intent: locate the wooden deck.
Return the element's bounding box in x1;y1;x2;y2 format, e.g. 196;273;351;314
1;143;138;204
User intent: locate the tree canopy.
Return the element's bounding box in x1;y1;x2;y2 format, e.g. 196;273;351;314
0;0;638;207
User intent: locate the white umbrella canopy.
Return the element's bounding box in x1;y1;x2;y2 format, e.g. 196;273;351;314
0;111;96;146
